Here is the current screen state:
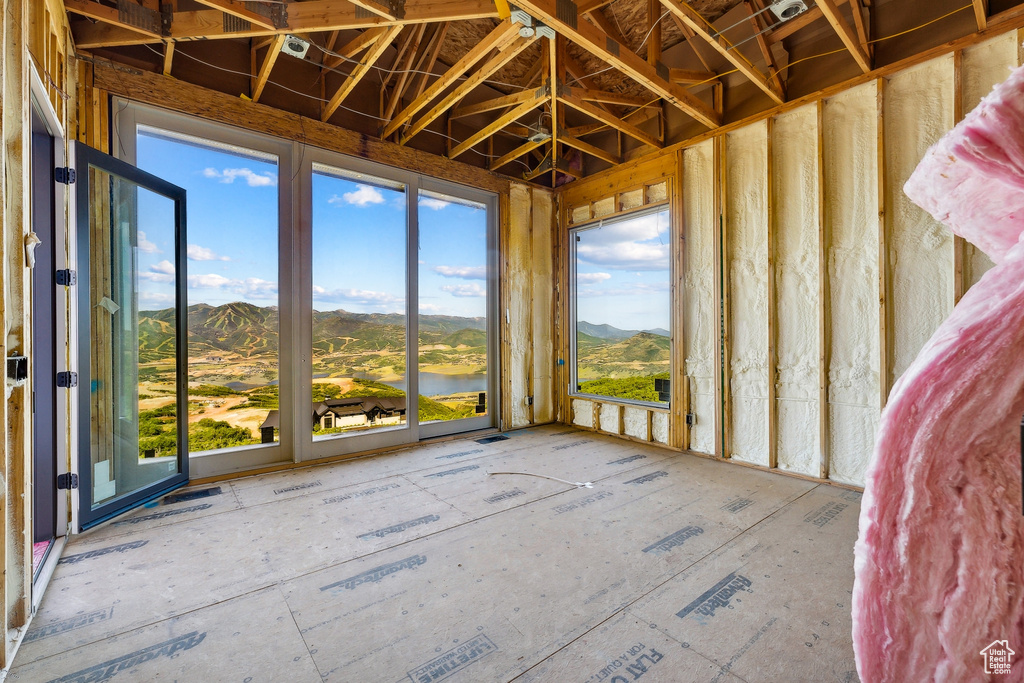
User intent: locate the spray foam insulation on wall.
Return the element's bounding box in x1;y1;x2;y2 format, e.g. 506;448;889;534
682;140;717;455
885;56;956;381
507;183;533;429
530;190;555;424
726;123;770;466
823;82;880;487
771;105;821;477
961;34;1019;289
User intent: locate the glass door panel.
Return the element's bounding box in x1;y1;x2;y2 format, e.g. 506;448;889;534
416;189;491;431
75;143;188;528
311;164;408;440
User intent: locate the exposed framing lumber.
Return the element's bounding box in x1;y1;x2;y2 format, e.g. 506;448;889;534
379;25;418;93
648;0;663;65
452;89;543;119
850;0;871;58
162;41;174;76
585;6;629;49
383;24;428;122
765;118;778;469
570;86;652;108
559;132;621;166
322;24;402;121
669;14;715;71
813;0;871;73
715;134;729;458
401;33;536;144
64;0;162;40
514;0;721;128
746;0;786;96
323;26;389;69
70;0;498;49
658;0;784;105
449;96;545;158
557;91;662;150
409;22;448;100
384;20;518;139
669;68;718;84
193;0;276;30
252;34;285;103
490;139;545;171
549;35;562;187
974;0;989;30
816;98;831;479
953;49;966;304
877;77;892;409
349;0;398;21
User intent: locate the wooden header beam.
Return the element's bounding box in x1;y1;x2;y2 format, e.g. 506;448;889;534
512;0;721;128
659;0;785;104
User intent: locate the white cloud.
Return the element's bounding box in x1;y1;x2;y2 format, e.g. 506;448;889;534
139;291;175;306
188;274;278;300
312;284;403;308
442;283;486;298
203;167;277;187
418;196;450;211
577;281;670;297
418;303;443;313
139;271;174;284
187;244;230;262
577;272;611;285
434;265;486;280
137;231;161;254
329;184;385;207
151;260;176;275
576;212;670;271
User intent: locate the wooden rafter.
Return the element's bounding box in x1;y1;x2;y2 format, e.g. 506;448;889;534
409;22;449;101
383;20;518;139
746;0;785;95
549;35;561;186
400;33;536;144
451;89;545;119
489;139;545;171
567;106;657;137
849;0;871;57
193;0;276;30
253;34;286;103
513;0;721;128
765;0;852;46
557;91;662;149
669;67;718;84
384;24;429;122
322;24;402;121
64;0;162;39
585;7;629;48
70;0;498;49
570;86;652;108
813;0;871;73
669;15;715;71
380;26;417;92
559;132;621;166
324;27;387;70
349;0;398;21
449;96;544;159
647;0;662;66
973;0;989;30
659;0;784;104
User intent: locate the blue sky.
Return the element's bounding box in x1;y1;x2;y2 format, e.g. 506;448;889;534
135;130;487;320
575;208;671;332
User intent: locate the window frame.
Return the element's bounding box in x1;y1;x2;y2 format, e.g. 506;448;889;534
568;202;673;410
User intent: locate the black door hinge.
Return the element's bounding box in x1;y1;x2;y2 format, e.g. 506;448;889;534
56;371;78;388
57;473;79;490
55;167;76;185
55;269;77;286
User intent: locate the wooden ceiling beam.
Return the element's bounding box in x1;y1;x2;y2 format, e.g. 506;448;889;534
557;91;662;149
349;0;398;21
383;20;519;139
70;0;497;48
452;88;545;119
449;96;544;159
513;0;721;128
659;0;784;104
813;0;871;72
322;24;403;121
566;106;658;137
647;0;662;65
65;0;162;39
192;0;276;30
559;132;621;166
973;0;989;30
380;25;418;93
669;67;718;84
489;139;545;171
385;24;429;121
409;22;449;100
324;27;388;69
252;34;286;103
400;33;536;144
569;85;653;108
746;0;785;96
585;7;629;48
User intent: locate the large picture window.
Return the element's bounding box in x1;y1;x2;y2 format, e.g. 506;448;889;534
572;207;671;404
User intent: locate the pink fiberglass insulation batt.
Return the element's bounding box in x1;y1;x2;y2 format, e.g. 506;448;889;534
854;64;1024;682
904;64;1024;264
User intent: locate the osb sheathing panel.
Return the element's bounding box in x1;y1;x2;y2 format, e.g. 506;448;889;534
15;427;860;682
725;123;770;466
771;105;821;478
885;57;956;382
681;141;716;456
961;34;1018;289
823;82;879;487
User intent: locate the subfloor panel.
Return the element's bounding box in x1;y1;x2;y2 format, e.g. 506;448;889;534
12;425;861;682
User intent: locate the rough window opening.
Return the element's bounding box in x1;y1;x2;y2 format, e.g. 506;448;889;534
571;205;671;406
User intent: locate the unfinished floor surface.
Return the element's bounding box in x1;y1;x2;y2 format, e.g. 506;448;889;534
12;426;861;682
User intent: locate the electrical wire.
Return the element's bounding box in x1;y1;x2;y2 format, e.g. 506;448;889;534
488;471;594;488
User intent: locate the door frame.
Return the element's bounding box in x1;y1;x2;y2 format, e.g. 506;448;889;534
73;142;190;530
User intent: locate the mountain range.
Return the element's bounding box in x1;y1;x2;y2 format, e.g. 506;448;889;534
577;321;670;339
